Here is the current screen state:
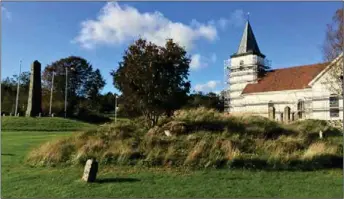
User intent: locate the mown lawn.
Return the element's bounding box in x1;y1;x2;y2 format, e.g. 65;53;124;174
1;117;95;131
1;131;343;198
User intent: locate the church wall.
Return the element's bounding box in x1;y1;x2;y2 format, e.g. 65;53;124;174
230;84;249;94
230;89;313;120
312;66;339;97
231;55;264;68
229;70;257;83
228;54;265;113
226;19;343;122
229;68;343;121
310;64;343;120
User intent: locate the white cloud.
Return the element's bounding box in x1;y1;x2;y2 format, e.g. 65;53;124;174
1;6;12;20
73;2;219;50
216;9;245;30
190;53;217;70
194;80;220;93
228;9;246;27
190;54;206;70
217;18;228;30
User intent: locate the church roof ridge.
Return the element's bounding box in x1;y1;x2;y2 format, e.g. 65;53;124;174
269;62;330;71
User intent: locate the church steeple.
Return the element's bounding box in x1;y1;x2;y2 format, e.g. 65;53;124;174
231;20;265;58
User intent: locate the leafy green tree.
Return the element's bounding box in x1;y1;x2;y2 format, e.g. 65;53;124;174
112;38;191;126
85;69;106;100
99;92;116;113
185;91;224;112
1;77;16;114
42;56;105;116
1;72;31;115
116;94;142;118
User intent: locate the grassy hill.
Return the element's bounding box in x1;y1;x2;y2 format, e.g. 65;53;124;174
27;108;343;170
1;116;95;131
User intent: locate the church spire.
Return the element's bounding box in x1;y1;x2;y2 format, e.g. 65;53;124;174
231;18;265;58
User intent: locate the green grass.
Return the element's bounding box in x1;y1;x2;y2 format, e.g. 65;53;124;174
1;117;95;131
2;131;343;198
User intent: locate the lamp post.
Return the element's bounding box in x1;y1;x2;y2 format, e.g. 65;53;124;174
49;70;55;116
64;67;68;118
15;60;22;117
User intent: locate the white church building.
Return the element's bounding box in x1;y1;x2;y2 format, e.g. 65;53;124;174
225;20;343;122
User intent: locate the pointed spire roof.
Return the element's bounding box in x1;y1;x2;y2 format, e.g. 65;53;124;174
231;21;265;58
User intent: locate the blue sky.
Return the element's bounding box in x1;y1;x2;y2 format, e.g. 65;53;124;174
1;1;342;94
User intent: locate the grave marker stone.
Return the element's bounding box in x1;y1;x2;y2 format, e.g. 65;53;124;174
82;159;98;183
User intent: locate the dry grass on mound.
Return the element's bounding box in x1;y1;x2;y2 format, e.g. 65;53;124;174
27;108;343;170
302;142;338;160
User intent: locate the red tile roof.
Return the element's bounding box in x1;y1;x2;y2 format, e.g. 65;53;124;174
242;62;329;94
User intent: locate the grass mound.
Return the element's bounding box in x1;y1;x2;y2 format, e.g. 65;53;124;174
27;108;343;170
1;117;95;131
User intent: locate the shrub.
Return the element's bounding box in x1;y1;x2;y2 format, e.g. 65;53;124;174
73;108;111;124
27;138;76;166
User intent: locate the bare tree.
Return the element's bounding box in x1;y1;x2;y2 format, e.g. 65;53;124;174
322;8;343;95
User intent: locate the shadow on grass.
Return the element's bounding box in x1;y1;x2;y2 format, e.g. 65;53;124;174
96;177;140;184
228;155;343;171
1;153;15;156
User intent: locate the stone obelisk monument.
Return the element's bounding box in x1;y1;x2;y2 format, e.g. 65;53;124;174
26;60;42;117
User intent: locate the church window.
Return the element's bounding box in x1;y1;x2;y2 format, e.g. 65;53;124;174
239;60;244;70
268;102;274;108
297;100;305;119
329;95;339;118
268;101;275;120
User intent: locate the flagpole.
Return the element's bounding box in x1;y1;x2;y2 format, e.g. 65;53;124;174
15;60;22;116
49;71;55;116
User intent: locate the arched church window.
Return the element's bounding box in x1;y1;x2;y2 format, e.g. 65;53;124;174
284;106;291;123
268;101;275;120
329;95;339;118
268;101;274;108
297;100;305;119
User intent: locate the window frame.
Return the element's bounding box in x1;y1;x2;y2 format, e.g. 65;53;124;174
297;100;305;119
329;95;340;118
239;60;244;70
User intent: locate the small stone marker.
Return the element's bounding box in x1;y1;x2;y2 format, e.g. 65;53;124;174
38;113;41;117
10;113;12;117
82;159;98;183
164;130;172;137
2;114;5;117
51;113;54;117
319;130;323;139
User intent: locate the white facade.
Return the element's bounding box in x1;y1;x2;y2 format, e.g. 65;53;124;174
226;21;343;121
226;56;343;121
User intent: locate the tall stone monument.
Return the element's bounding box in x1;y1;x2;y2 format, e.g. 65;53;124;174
26;60;42;117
